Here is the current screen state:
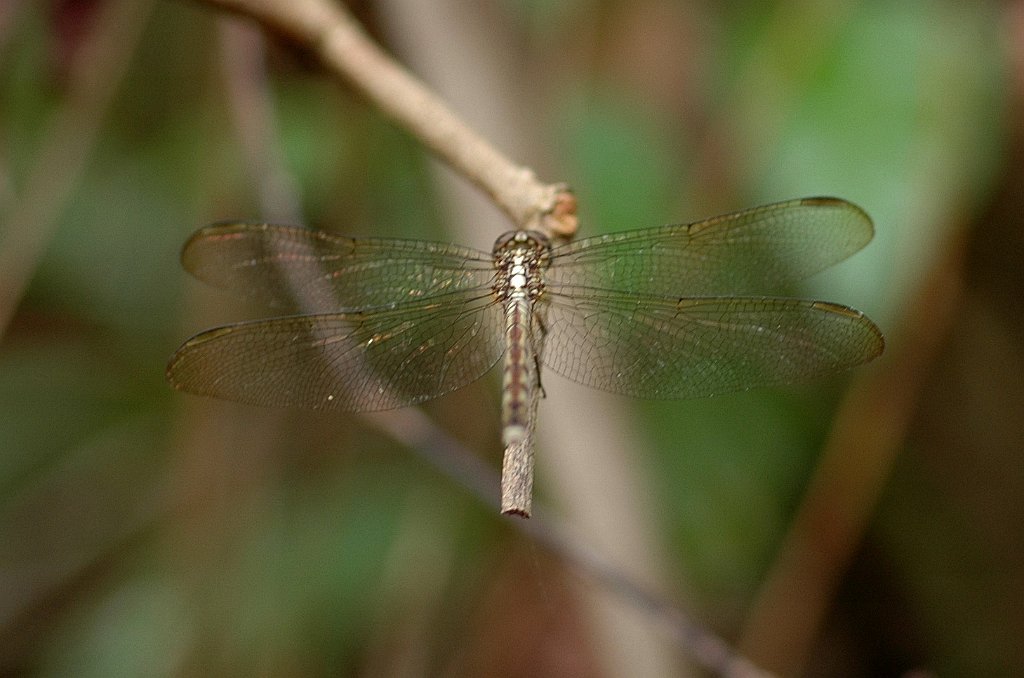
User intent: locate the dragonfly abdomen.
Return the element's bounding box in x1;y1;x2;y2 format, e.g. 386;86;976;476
501;295;535;446
492;230;551;447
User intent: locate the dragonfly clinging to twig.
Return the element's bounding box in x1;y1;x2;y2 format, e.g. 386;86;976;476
167;197;884;449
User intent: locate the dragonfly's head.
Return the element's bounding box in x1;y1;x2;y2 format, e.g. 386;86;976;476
491;229;551;259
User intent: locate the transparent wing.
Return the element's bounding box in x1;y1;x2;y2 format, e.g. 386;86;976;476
546;197;873;297
541;288;884;399
167;289;504;410
181;223;496;312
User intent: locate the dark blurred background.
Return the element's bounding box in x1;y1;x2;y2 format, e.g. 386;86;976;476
1;0;1021;676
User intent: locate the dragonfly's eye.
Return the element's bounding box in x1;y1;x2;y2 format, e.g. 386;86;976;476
492;229;552;257
492;231;517;255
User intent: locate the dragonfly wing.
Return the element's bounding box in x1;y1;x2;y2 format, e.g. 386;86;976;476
167;289;505;410
541;288;883;399
546;197;873;297
181;223;496;312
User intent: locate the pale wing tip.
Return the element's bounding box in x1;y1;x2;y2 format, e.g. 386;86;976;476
811;300;886;361
181;221;264;257
164;343;205;395
864;317;886;359
799;195;867;215
799;196;875;241
164;325;242;395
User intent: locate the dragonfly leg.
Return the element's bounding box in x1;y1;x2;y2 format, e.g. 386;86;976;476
534;354;547;399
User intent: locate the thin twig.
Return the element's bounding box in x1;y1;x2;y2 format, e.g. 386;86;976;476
218;17;304;223
192;0;578;515
499;412;536;516
195;0;577;238
497;353;541;516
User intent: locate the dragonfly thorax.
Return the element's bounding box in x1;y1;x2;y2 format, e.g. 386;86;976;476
491;230;551;302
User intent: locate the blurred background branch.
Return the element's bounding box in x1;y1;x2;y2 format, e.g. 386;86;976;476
0;0;154;336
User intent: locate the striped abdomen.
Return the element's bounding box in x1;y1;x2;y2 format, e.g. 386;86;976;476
491;230;550;448
501;294;536;446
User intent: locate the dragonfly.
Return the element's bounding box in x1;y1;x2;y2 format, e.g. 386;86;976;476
166;197;884;447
